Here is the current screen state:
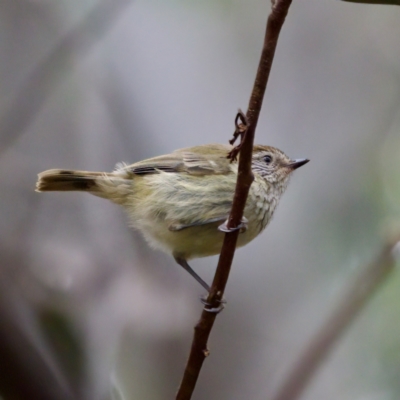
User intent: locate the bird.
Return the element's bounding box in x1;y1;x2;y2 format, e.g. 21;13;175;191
36;143;309;291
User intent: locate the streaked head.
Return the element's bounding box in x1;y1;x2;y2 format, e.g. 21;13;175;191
251;145;309;185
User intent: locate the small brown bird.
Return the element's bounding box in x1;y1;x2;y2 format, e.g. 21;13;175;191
36;143;308;291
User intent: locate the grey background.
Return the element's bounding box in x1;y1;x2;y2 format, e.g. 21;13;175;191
1;0;400;399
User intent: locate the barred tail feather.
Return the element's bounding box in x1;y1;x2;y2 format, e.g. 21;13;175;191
36;169;104;192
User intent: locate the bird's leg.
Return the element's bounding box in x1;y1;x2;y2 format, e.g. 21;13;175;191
174;257;211;292
218;216;248;233
174;257;227;313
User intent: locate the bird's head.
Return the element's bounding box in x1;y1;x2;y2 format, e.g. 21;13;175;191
251;145;309;186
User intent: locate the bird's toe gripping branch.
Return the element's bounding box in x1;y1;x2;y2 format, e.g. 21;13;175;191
218;216;248;234
200;295;227;313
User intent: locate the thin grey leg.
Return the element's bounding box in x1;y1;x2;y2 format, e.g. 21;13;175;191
174;257;210;292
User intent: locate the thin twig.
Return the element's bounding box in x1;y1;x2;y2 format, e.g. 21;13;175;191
175;1;293;399
271;236;400;400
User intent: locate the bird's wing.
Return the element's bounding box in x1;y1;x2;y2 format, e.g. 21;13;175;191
118;144;235;176
168;216;228;231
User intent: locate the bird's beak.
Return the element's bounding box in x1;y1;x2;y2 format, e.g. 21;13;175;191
288;158;309;170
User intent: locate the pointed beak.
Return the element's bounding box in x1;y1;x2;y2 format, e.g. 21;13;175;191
288;158;309;170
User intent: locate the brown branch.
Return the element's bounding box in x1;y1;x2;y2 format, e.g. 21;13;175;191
271;236;400;400
175;1;293;399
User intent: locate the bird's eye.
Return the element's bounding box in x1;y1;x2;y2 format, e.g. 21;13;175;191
263;155;272;164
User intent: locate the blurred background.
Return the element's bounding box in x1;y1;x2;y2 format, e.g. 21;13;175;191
1;0;400;399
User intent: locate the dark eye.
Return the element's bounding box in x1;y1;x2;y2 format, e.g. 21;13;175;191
263;155;272;164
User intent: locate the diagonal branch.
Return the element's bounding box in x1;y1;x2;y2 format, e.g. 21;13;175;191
175;1;293;399
271;236;400;400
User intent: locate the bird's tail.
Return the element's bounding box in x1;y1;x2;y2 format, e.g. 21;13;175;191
36;169;107;192
36;168;132;205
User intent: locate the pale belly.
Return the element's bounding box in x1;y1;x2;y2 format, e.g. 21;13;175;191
132;205;274;260
123;171;278;260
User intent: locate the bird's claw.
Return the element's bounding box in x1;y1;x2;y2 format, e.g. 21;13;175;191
218;217;248;234
200;295;227;313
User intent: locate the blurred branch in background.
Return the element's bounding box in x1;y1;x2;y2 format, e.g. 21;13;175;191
0;0;133;157
271;236;400;400
0;277;74;400
0;0;134;397
176;1;293;399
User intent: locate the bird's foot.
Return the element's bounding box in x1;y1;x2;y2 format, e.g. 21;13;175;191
200;295;227;313
218;217;248;234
